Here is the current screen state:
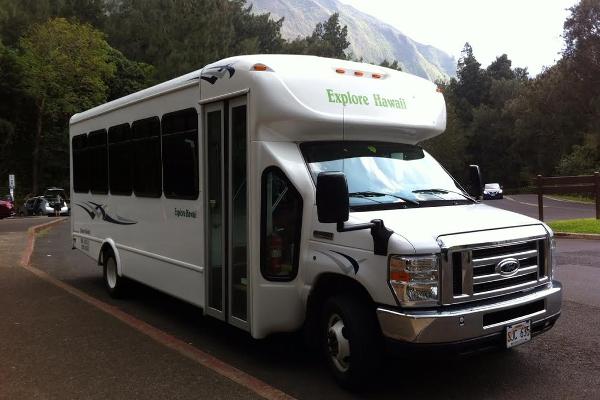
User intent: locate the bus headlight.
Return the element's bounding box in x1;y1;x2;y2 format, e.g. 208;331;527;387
389;255;440;305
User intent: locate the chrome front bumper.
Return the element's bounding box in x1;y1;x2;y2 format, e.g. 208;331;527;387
377;282;562;344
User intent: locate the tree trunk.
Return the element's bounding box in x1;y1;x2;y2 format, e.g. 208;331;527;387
31;98;44;195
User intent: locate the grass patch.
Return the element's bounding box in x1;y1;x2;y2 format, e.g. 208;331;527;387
548;218;600;234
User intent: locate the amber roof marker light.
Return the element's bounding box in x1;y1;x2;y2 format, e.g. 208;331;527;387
252;63;270;71
335;68;346;74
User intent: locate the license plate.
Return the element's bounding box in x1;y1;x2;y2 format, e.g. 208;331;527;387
506;320;531;348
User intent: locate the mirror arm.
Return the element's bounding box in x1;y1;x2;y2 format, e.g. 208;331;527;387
336;219;393;256
336;221;374;232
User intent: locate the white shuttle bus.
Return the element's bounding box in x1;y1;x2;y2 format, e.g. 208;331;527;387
70;55;562;387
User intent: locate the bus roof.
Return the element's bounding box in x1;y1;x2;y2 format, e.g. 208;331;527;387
70;55;446;144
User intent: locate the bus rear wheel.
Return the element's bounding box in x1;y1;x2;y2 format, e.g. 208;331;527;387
103;253;126;298
321;294;381;389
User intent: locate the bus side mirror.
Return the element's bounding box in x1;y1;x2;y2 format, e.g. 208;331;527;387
316;172;349;224
468;164;483;199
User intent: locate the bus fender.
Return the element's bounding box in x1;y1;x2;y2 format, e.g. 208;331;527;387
99;239;122;277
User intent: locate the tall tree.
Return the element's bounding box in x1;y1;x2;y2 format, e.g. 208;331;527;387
18;18;115;193
454;43;488;110
284;13;350;59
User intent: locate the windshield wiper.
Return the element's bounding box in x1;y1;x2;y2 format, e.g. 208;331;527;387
349;191;419;206
412;188;477;203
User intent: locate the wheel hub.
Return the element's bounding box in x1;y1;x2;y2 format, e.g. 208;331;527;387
106;258;117;289
327;314;350;372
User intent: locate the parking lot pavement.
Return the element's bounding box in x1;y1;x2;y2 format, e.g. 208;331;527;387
0;221;267;400
19;220;600;400
483;194;595;221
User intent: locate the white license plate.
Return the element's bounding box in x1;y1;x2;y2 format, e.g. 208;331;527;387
506;320;531;348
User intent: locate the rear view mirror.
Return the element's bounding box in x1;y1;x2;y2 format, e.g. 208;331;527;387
468;165;483;199
316;172;349;223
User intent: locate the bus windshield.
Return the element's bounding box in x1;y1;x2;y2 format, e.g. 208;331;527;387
300;141;470;209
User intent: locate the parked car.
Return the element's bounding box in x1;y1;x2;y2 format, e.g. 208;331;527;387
41;187;70;216
20;196;45;216
483;183;503;199
0;198;15;219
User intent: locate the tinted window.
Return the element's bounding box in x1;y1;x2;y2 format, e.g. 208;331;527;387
88;129;108;194
72;134;89;193
108;123;132;196
131;117;162;197
161;109;199;199
261;168;303;281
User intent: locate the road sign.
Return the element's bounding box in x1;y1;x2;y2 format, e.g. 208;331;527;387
9;174;15;189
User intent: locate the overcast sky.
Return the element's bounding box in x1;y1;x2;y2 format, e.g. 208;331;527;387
337;0;579;75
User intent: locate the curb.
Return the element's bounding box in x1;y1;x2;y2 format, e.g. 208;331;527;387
554;232;600;240
19;217;68;267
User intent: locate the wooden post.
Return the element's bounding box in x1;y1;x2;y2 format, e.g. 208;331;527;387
595;171;599;220
537;175;544;221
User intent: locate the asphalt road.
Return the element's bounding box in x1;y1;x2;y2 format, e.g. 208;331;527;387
0;215;53;233
17;218;600;399
482;194;596;221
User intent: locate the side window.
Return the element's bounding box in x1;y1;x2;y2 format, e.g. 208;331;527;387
161;108;199;199
88;129;108;194
131;117;162;198
72;134;89;193
261;168;303;281
108;123;132;196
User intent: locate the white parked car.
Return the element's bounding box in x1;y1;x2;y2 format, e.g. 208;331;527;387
483;183;503;199
42;188;70;216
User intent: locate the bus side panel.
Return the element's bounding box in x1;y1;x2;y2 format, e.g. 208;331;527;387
120;249;204;307
69;84;206;309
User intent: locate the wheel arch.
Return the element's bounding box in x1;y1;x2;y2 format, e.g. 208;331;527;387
304;272;379;347
98;239;122;276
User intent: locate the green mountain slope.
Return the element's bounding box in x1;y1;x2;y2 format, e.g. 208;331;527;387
249;0;456;81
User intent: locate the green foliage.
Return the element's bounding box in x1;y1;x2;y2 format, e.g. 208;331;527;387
283;13;350;59
548;218;600;234
0;0;106;46
103;0;286;80
17;18;116;192
379;59;402;71
106;48;156;101
19;18;115;114
556;141;600;175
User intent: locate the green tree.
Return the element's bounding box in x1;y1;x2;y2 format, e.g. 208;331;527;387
106;48;156;101
284;13;350;59
104;0;285;80
379;59;402;71
18;18;115;193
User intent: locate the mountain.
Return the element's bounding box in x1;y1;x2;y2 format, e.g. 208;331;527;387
249;0;456;81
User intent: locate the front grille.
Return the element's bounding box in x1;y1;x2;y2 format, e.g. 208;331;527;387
444;238;549;304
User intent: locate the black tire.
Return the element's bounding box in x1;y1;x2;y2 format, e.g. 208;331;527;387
103;252;126;298
321;295;382;389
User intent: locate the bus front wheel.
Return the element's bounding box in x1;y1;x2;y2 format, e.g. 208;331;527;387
321;294;381;389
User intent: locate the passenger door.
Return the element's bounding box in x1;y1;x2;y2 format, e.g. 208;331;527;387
203;97;249;330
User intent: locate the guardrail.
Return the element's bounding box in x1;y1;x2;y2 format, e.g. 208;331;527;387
536;172;599;221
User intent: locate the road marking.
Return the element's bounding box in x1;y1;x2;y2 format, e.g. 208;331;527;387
20;220;296;400
504;196;541;207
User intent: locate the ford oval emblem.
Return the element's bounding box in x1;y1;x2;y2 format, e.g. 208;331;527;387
496;258;520;276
